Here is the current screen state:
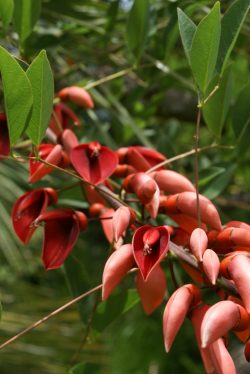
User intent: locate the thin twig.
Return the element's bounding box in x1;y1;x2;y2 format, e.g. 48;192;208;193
146;144;234;173
0;284;102;351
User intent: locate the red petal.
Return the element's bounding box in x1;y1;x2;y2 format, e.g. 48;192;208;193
38;209;82;270
12;188;57;244
0;113;10;159
29;144;63;183
132;225;169;280
71;143;118;185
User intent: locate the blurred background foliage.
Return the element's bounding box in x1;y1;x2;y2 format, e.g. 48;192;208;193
0;0;249;373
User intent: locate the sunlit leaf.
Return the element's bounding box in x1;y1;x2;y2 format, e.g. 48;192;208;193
26;50;54;146
190;2;221;94
177;8;196;63
0;46;33;146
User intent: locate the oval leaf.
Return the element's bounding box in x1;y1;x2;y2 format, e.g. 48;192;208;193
26;50;54;145
126;0;150;61
190;2;221;94
0;46;33;146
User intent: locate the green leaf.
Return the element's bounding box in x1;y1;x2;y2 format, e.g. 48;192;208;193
0;0;14;28
203;66;233;137
232;82;250;138
13;0;41;43
0;300;2;320
126;0;150;61
190;2;221;94
26;50;54;145
92;289;139;334
201;164;236;200
177;8;196;63
0;46;33;146
216;0;250;74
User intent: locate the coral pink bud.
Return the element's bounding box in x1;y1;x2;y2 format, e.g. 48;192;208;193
29;144;63;183
209;338;236;374
164;192;221;231
190;304;215;374
113;164;136;178
57;86;94;109
225;221;250;231
102;244;135;300
202;249;220;285
126;146;166;172
12;188;57;244
113;206;135;242
59;129;79;156
71;142;118;185
190;228;208;262
100;208;115;243
136;265;166;315
228;254;250;313
132;225;169;280
163;284;201;352
201;300;249;348
150;170;195;194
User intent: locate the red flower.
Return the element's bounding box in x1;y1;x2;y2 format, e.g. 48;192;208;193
35;209;87;270
71;141;118;185
132;225;169;280
29;144;68;183
12;188;58;244
0;112;10;159
48;103;81;137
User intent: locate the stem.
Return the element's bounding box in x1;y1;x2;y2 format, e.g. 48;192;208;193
146;144;234;173
168;257;179;289
83;68;133;90
0;284;102;351
194;107;201;228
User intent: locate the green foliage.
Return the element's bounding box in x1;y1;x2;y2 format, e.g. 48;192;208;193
126;0;150;61
13;0;41;44
0;46;33;146
232;82;250;139
0;0;14;28
177;8;196;64
216;0;250;73
190;2;221;94
203;66;233;137
26;50;54;146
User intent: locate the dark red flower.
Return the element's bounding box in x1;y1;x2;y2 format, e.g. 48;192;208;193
132;225;169;280
35;209;88;270
71;141;118;185
12;188;58;244
0;112;10;159
29;144;68;183
48;103;81;138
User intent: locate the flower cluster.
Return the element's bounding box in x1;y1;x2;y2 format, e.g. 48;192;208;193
5;85;250;373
